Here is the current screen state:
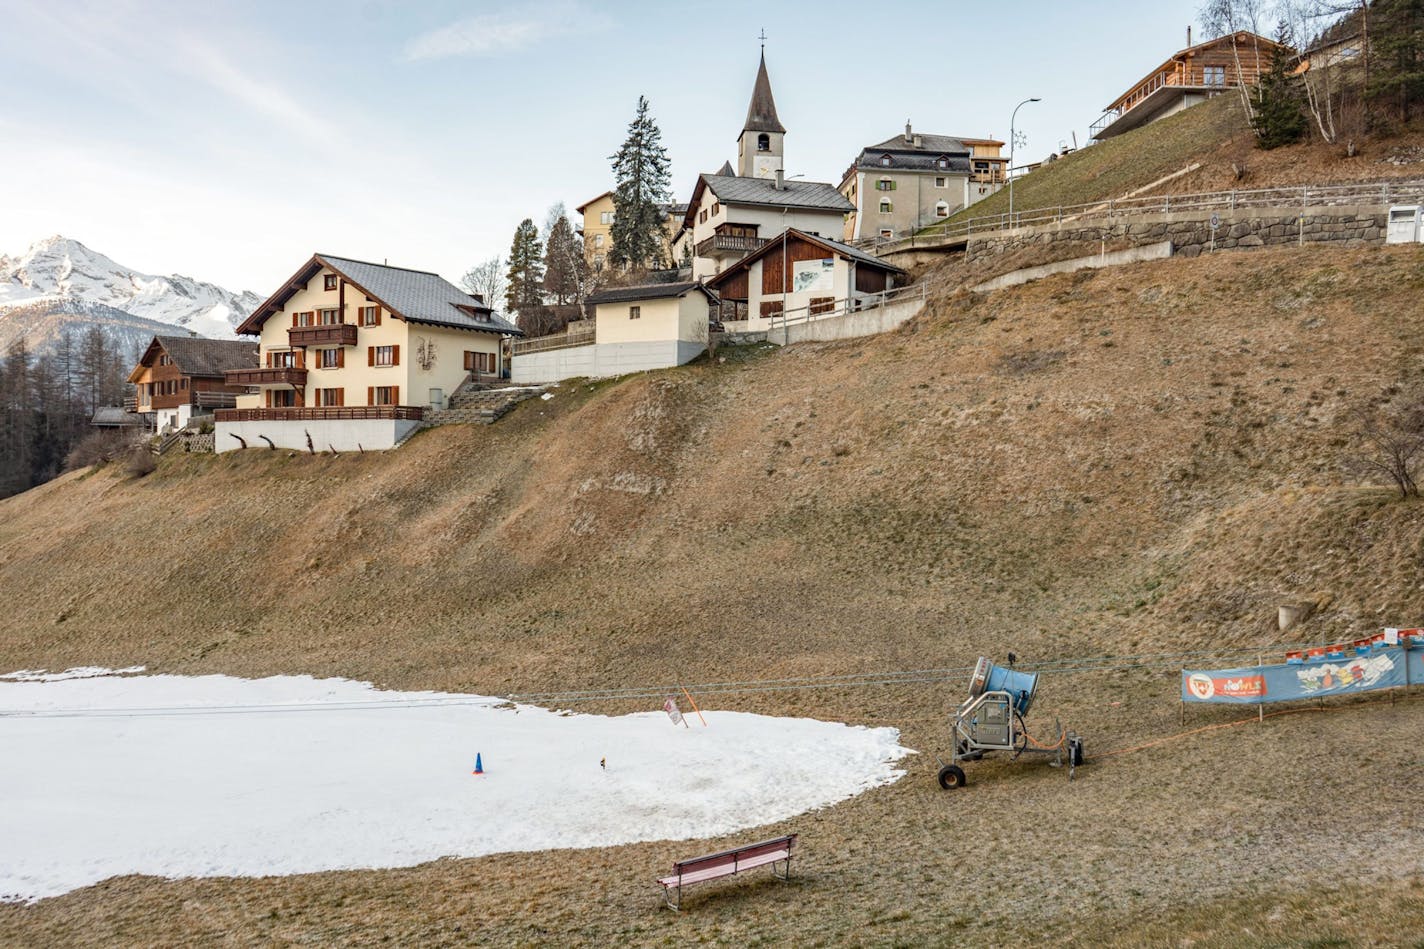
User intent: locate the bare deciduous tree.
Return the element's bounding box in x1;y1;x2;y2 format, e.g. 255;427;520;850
460;256;507;310
1351;398;1424;498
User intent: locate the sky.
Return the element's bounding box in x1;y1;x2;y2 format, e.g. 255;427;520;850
0;0;1214;294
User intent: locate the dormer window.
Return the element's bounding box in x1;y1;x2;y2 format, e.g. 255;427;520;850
936;155;949;169
757;133;770;152
880;154;892;166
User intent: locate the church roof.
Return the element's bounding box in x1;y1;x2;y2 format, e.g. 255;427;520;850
716;160;735;177
742;52;786;135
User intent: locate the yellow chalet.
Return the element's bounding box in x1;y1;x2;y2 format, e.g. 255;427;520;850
216;253;522;453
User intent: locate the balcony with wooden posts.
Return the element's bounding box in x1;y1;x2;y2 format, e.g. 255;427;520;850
695;232;768;260
288;323;357;347
224;366;308;388
214;405;425;422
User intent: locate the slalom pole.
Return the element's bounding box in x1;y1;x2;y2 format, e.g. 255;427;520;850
681;685;707;727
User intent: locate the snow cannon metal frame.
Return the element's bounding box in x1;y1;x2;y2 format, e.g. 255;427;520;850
936;657;1083;790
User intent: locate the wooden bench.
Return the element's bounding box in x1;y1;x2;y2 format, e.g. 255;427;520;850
657;834;797;910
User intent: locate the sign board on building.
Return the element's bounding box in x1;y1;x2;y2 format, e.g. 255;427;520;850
792;258;835;293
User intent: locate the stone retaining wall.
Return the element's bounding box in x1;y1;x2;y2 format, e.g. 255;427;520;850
966;205;1388;264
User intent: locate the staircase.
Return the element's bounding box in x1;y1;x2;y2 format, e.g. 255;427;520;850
424;378;548;427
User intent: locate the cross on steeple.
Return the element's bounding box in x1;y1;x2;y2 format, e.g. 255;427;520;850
758;28;766;51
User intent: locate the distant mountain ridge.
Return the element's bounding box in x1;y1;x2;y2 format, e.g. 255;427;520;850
0;235;261;356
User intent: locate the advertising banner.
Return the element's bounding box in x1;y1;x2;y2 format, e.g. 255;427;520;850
1182;642;1417;704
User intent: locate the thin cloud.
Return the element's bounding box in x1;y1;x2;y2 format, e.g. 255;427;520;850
401;4;608;62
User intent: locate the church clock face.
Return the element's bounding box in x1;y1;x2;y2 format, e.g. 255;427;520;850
753;156;781;180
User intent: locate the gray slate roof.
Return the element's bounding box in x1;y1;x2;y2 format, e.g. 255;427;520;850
155;336;257;376
855;132;986;173
586;281;718;305
702;175;854;213
867;132;971;154
319;255;522;337
92;406;145;427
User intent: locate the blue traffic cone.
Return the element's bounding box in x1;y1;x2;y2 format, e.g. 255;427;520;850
472;753;484;776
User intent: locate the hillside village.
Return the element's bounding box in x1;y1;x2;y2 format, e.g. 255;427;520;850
5;4;1424;946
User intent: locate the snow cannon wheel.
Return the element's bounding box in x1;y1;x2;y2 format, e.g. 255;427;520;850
937;764;967;790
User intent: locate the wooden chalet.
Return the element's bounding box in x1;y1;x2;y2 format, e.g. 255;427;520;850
128;335;258;429
1090;31;1291;141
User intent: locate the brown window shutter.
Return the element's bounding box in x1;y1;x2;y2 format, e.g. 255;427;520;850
291;312;297;327
393;385;399;406
337;388;344;407
367;386;375;406
368;347;374;367
375;306;382;326
391;344;400;366
336;347;345;369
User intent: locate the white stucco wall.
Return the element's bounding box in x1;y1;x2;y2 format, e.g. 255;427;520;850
510;340;704;385
215;418;423;454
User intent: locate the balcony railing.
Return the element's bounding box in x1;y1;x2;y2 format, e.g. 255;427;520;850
225;366;308;387
695;234;767;258
288;323;357;347
214;406;425;422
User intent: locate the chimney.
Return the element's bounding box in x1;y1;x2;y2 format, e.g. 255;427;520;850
1187;25;1192;47
904;120;912;143
774;168;784;190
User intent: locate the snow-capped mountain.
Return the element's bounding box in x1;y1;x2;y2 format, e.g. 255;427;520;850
0;236;262;352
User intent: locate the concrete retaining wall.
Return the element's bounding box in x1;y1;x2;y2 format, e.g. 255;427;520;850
511;340;704;384
216;419;422;454
972;241;1174;293
771;296;927;345
966;205;1389;264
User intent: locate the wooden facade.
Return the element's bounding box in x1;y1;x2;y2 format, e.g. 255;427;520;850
128;337;256;413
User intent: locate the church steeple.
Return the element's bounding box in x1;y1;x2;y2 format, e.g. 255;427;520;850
737;50;785;179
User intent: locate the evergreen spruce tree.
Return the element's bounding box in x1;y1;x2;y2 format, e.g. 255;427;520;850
1254;20;1308;148
609;96;672;272
505;218;546;321
1367;0;1424;125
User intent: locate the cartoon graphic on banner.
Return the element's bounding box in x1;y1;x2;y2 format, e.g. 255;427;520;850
792;258;834;293
1183;640;1418;704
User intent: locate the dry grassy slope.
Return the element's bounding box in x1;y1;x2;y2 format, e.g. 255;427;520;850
3;245;1424;691
946;94;1424;228
4;245;1424;945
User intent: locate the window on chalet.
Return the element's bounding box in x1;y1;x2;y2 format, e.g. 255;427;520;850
324;274;338;290
757;133;770;152
370;345;398;367
880;154;892;166
629;306;641;320
759;301;783;319
266;389;296;408
936;156;949;168
1204;65;1226;85
369;385;398;406
809;297;835;315
876;178;895;191
268;350;297;368
935;201;950;218
699;209;708;224
293;311;315;327
158;354;171;366
879;199;893;213
935;176;947;188
317;348;342;369
465;351;496;373
600;211;614;225
318;308;341;325
711;201;720;216
361;305;381;326
315;388;344;407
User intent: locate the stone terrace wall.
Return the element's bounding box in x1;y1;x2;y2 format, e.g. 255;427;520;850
965;205;1388;264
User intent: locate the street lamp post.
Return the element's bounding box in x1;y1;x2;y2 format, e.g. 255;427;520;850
1008;97;1041;228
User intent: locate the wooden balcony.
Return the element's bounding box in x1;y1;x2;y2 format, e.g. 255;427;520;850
225;367;308;388
695;233;767;258
289;323;357;347
214;406;425;422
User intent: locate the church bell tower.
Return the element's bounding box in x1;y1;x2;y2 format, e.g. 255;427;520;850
736;50;785;179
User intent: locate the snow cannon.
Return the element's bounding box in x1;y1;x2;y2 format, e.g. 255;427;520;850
968;656;1039;717
936;655;1082;791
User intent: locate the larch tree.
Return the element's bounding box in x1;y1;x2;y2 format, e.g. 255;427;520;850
608;96;672;272
542;214;588;306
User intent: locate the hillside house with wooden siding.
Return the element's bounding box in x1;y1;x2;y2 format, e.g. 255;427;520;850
127;335;257;432
1090;31;1291;141
705;229;906;331
840;124;1007;241
216;253;521;453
